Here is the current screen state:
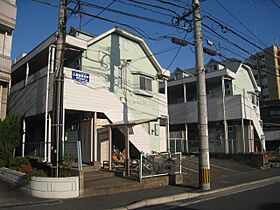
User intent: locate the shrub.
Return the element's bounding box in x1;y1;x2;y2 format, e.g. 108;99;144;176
0;113;21;167
9;156;29;169
25;170;47;182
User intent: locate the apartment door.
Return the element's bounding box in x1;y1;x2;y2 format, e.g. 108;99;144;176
80;119;91;163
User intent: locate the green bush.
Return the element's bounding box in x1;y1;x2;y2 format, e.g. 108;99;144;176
0;113;21;167
10;157;30;169
25;170;47;182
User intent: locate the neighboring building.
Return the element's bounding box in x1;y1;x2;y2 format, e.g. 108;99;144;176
8;27;170;168
167;59;265;154
0;0;16;119
260;100;280;150
245;45;280;101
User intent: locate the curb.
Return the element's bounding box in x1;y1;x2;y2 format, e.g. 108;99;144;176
111;176;280;210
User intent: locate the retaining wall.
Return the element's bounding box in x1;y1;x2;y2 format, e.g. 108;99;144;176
0;167;79;198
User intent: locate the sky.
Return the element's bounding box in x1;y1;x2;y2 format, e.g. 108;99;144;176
12;0;280;72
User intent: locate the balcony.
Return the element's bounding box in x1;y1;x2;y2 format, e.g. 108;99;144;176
0;54;11;82
169;95;243;124
0;0;16;30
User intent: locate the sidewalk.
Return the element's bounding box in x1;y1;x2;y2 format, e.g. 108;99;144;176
55;167;280;210
0;166;279;210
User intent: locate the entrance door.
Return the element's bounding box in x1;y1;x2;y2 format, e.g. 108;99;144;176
80;120;91;163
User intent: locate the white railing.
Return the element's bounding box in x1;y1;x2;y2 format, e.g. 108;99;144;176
0;54;11;73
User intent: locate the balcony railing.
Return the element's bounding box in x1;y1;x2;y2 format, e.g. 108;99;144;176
0;0;16;29
0;55;11;82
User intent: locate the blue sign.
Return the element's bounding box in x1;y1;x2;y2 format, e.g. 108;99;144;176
72;71;90;83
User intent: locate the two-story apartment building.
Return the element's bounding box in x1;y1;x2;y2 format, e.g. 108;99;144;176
8;27;170;168
0;0;16;119
168;59;265;154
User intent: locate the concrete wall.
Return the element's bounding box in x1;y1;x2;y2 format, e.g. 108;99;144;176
0;168;79;198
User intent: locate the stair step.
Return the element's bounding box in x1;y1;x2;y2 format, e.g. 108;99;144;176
82;175;169;197
83;170;115;181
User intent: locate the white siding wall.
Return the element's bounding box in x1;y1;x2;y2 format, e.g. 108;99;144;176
8;67;48;117
169;95;243;124
64;67;123;122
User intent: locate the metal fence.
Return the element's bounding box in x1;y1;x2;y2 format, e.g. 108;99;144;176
136;152;182;180
170;138;264;154
25;142;45;158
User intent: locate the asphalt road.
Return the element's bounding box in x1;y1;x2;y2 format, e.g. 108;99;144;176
150;182;280;210
0;179;42;206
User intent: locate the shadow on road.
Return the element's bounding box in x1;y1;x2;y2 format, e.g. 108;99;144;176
258;203;280;210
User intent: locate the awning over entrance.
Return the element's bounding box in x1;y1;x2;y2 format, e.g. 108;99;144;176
102;117;162;128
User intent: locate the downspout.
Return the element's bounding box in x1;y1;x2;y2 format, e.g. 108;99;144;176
44;46;52;162
0;85;2;119
221;76;229;154
22;118;26;157
242;88;246;153
165;79;170;152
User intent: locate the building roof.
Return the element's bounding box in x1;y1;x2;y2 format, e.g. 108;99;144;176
87;27;169;78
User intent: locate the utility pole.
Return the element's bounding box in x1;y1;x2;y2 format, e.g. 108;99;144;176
192;0;210;191
52;0;67;177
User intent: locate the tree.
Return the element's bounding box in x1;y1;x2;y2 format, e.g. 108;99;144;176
0;113;21;167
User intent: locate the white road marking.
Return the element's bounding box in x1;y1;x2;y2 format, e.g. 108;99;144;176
179;182;277;207
185;159;239;173
0;199;63;209
182;166;199;173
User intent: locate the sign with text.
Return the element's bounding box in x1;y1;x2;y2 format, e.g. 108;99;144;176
72;71;90;83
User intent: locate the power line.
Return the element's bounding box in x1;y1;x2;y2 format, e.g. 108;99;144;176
126;0;181;16
114;0;173;18
33;0;174;42
215;0;267;48
205;15;280;62
270;0;280;10
73;0;179;28
202;10;266;48
131;46;180;63
82;1;115;27
202;23;280;77
155;0;186;9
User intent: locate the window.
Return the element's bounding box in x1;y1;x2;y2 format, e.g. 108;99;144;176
262;84;268;89
254;75;259;80
140;76;152;91
263;95;269;100
270;110;280;116
261;74;267;79
260;64;266;69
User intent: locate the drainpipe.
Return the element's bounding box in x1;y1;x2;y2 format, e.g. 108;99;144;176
165;79;170;152
48;115;52;163
25;62;29;86
93;112;97;162
242;88;246;153
44;46;52;162
22;118;26;157
0;85;2;119
221;76;229;154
